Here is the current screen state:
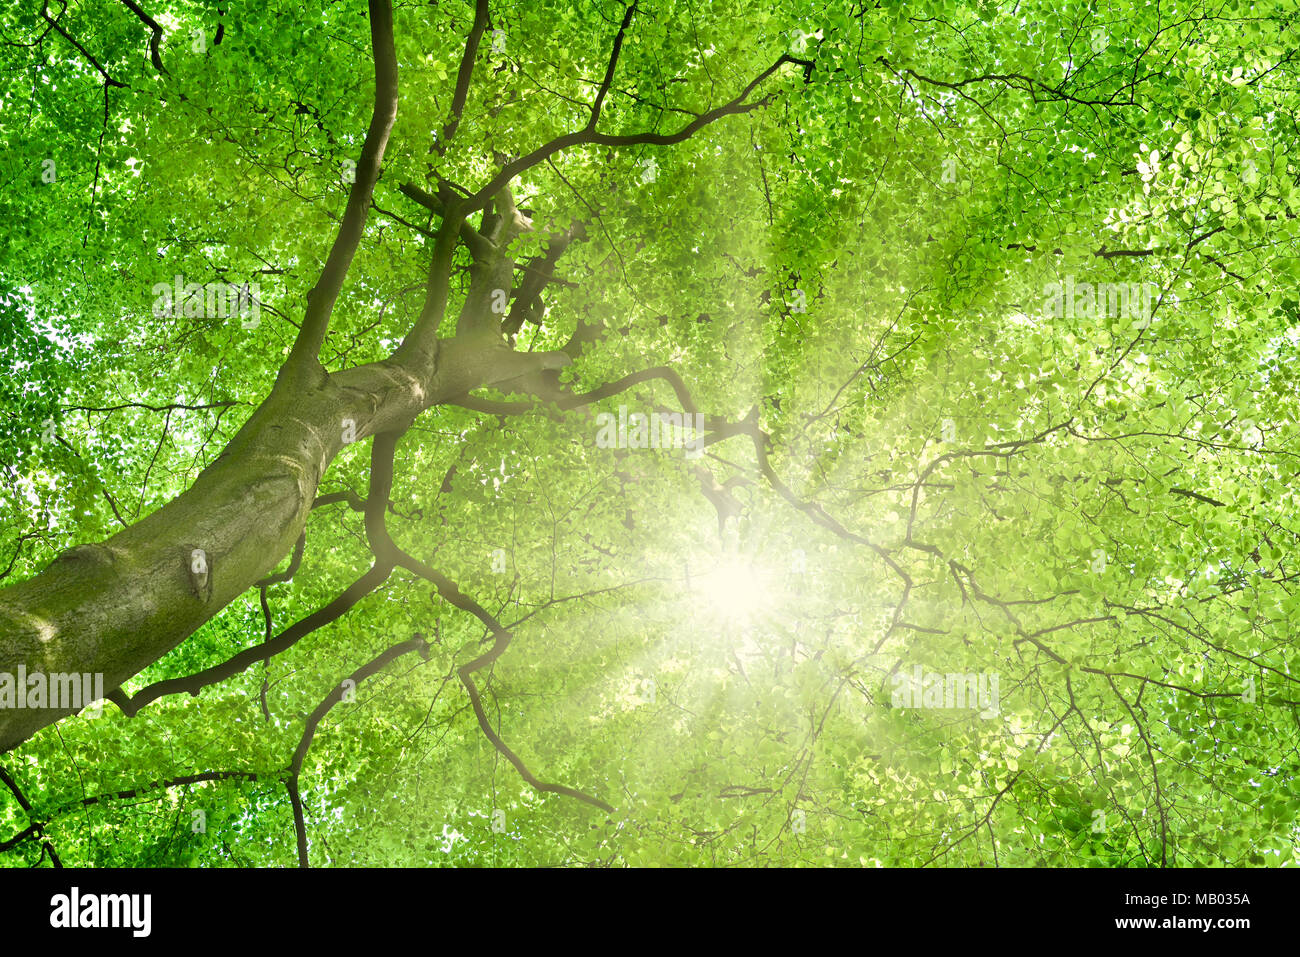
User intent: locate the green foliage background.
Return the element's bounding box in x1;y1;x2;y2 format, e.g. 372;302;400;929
1;0;1299;866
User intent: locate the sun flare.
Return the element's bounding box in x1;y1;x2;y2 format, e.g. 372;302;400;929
692;556;777;626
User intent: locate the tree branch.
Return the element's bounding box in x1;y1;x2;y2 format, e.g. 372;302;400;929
502;221;585;339
587;1;639;128
286;0;399;372
108;562;394;716
439;0;491;149
0;765;62;866
397;183;493;259
116;0;167;75
362;432;614;812
463;53;813;214
60;401;237;414
287;634;430;866
40;1;125;89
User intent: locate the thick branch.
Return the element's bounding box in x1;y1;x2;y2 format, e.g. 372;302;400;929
397;183;493;259
502;221;585;338
287;0;399;372
439;0;491;149
116;0;167;75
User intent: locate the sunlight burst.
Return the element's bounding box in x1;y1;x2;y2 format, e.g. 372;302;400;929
693;556;776;626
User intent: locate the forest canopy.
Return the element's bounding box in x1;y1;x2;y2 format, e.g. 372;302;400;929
0;0;1298;867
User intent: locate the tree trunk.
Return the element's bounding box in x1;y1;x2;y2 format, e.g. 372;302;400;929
0;340;565;751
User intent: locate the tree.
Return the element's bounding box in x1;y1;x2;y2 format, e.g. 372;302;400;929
0;0;1297;867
